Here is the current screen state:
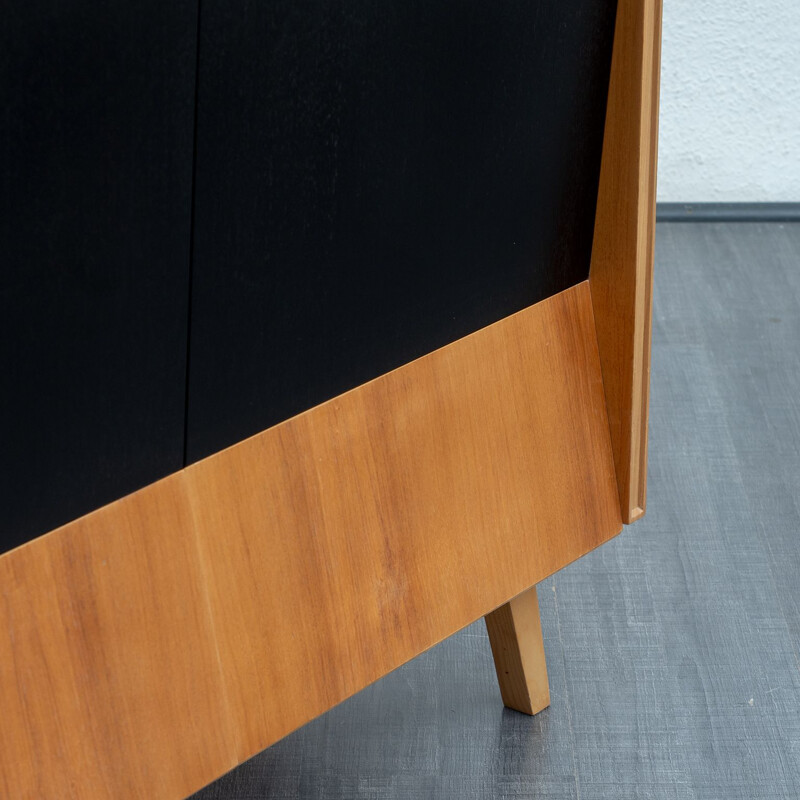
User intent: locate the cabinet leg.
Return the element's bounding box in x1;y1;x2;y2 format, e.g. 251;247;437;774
484;585;550;715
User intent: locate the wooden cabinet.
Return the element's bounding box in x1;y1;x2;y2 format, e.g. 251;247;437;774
0;1;661;797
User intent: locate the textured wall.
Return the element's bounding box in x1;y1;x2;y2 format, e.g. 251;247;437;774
658;0;800;202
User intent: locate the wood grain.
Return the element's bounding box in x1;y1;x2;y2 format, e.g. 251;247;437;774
0;281;621;799
0;475;237;799
589;0;663;523
485;586;550;716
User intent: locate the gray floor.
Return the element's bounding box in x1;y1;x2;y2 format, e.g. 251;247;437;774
194;223;800;799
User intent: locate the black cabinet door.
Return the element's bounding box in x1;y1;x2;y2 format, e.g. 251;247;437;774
187;0;617;463
0;1;198;552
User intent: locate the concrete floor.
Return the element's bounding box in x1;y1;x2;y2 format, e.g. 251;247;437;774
194;222;800;799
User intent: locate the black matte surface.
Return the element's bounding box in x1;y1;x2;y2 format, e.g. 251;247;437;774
0;1;197;552
186;0;617;462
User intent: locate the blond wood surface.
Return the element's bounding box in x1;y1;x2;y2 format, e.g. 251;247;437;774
0;281;621;800
589;0;662;523
485;586;550;716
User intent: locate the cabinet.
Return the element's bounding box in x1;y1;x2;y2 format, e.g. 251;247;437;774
0;2;661;797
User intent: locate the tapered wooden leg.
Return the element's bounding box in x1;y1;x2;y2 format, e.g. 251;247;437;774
484;585;550;715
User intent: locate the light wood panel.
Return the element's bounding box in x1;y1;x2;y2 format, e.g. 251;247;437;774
589;0;663;523
485;586;550;716
0;475;238;799
0;281;621;799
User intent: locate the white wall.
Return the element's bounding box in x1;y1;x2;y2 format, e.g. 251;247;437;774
657;0;800;202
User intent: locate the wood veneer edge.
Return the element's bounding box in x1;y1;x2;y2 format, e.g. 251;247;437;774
589;0;662;524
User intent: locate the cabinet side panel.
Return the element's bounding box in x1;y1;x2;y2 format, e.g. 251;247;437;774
589;0;662;522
